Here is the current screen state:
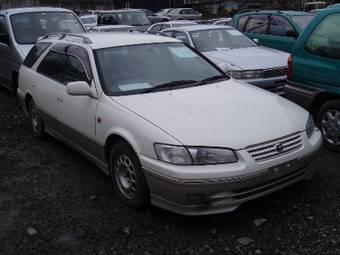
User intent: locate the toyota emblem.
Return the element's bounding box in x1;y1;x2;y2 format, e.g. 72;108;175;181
276;143;284;153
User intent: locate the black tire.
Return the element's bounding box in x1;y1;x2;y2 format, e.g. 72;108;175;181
109;141;150;209
28;100;45;138
316;99;340;152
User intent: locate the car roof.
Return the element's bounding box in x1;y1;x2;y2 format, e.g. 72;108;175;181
236;10;312;16
39;32;179;50
164;24;231;32
98;9;144;13
0;7;74;15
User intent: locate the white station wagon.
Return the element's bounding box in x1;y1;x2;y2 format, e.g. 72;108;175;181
18;32;322;215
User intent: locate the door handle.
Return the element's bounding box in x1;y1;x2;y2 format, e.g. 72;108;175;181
57;97;63;102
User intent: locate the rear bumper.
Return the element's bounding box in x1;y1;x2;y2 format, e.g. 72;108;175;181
284;81;325;111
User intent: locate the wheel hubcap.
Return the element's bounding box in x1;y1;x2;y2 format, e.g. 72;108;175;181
321;109;340;146
31;109;40;133
113;155;137;199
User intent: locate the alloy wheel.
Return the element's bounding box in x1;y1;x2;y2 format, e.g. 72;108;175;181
321;109;340;146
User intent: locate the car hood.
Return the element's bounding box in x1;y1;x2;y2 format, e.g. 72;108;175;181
203;46;289;71
112;80;308;150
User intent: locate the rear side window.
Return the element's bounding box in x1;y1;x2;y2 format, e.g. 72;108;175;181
237;15;249;31
37;51;66;83
23;42;51;68
173;31;190;45
305;13;340;60
244;15;269;34
269;15;294;36
149;24;162;32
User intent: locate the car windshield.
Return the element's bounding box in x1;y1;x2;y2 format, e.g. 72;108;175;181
291;15;315;30
190;28;256;52
117;12;151;26
10;12;85;44
80;16;97;25
94;42;225;96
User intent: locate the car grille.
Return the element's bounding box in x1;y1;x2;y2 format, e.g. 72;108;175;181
246;132;303;162
263;67;287;78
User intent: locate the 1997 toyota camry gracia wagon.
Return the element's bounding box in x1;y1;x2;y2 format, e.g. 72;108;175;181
17;32;322;215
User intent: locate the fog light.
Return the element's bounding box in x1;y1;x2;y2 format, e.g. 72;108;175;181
185;194;204;204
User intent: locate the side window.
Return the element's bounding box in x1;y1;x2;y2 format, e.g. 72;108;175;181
237;15;249;31
161;24;171;30
269;15;294;36
179;10;186;15
305;13;340;60
37;51;66;83
244;15;269;34
162;31;174;37
23;42;51;68
64;55;89;83
150;24;162;32
173;31;190;45
0;16;9;45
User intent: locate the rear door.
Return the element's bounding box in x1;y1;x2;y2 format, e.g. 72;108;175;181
242;14;270;46
292;12;340;92
267;15;297;52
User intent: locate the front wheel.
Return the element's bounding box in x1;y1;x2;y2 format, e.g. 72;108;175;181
316;100;340;152
109;141;150;209
28;100;45;138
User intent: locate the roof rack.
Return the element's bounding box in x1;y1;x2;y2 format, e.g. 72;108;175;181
39;33;92;44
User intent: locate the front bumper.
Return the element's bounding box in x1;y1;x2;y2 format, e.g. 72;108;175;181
244;76;286;95
141;130;322;215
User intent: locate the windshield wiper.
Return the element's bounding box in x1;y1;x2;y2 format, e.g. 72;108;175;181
141;80;197;93
199;75;228;85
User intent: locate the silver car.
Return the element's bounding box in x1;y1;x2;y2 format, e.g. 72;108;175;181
166;8;202;20
162;25;289;93
0;7;85;90
147;21;197;34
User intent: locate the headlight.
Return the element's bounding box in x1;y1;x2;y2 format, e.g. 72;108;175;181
154;144;238;165
306;114;315;138
228;70;263;79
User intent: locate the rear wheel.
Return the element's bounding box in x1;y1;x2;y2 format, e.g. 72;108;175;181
28;100;45;138
316;100;340;152
109;141;150;209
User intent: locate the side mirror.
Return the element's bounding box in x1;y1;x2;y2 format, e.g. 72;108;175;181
66;81;97;98
0;32;10;45
286;30;299;39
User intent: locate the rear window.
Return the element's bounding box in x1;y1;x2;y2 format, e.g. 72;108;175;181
291;15;314;30
23;42;51;68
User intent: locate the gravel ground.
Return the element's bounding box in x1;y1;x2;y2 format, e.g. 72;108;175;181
1;87;340;255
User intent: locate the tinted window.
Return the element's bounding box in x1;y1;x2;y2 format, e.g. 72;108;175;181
162;24;171;30
237;15;249;31
23;42;51;67
149;24;162;32
305;13;340;60
244;15;269;34
173;31;190;45
0;16;8;44
64;55;89;83
269;15;294;36
10;12;85;44
37;51;66;83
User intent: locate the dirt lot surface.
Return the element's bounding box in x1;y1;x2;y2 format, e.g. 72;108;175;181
1;88;340;255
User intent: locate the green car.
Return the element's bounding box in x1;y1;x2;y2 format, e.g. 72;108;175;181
233;11;315;52
285;8;340;152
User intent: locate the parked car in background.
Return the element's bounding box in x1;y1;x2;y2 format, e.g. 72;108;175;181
97;9;151;32
284;8;340;152
156;8;173;16
303;1;327;12
80;14;97;29
233;11;315;52
88;25;135;32
147;21;197;34
139;9;170;23
17;32;321;215
212;18;233;26
162;25;289;93
166;8;202;20
0;7;85;91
